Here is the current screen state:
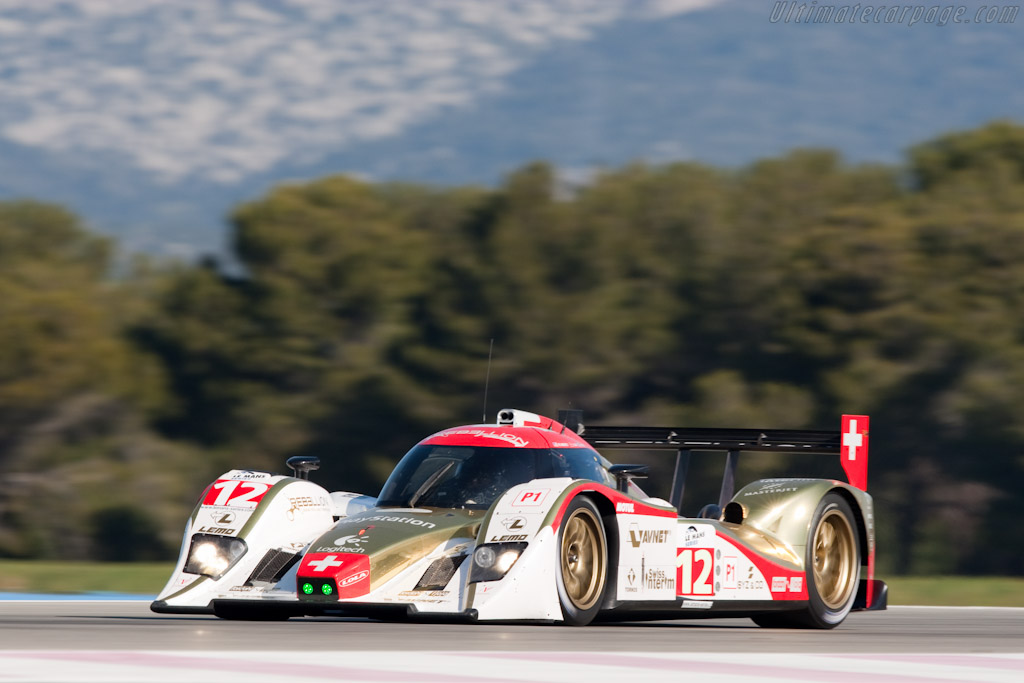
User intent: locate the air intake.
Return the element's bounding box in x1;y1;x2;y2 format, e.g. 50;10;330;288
246;549;300;584
414;554;468;591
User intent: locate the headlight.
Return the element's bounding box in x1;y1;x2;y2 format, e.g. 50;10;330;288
469;542;527;583
184;533;247;579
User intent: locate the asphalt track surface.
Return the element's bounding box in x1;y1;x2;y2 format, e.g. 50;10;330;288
2;601;1022;681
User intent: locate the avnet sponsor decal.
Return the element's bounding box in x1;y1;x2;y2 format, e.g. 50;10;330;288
628;523;671;548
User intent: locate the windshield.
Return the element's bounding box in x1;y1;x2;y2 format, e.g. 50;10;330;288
377;445;614;510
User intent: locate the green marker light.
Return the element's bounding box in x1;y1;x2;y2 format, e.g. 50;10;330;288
302;582;313;595
321;583;333;596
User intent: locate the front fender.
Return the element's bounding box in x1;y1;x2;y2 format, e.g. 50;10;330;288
153;470;336;612
468;478;677;621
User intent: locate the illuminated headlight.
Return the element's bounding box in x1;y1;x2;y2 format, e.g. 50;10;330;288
184;533;247;579
469;542;527;583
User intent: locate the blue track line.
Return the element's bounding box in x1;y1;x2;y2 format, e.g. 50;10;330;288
0;592;154;601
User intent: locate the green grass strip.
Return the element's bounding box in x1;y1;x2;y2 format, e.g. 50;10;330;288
0;560;174;595
885;576;1024;607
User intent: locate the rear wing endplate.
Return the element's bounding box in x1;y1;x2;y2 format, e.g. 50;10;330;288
561;411;869;511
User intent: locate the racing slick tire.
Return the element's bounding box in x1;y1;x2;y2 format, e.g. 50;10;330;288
555;496;608;626
752;492;860;629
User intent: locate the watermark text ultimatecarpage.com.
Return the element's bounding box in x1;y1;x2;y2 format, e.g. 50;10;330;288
769;2;1020;25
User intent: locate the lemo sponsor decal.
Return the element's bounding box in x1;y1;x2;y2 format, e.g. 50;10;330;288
501;516;526;530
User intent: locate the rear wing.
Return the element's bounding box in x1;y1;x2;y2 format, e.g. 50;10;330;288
559;411;869;511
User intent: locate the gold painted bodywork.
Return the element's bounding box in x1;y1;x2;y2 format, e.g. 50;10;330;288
730;478;874;570
309;509;483;591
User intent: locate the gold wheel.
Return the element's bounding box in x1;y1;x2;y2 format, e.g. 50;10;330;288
812;507;858;611
559;506;606;611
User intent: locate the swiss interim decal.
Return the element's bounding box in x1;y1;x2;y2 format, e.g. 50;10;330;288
676;547;715;596
203;479;271;508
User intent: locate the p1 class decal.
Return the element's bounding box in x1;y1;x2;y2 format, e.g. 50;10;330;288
512;489;550;507
203;479;271;508
677;547;715;597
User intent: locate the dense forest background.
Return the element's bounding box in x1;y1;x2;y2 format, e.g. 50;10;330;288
1;121;1022;575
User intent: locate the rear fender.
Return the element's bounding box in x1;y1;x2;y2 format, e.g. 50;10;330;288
731;478;875;570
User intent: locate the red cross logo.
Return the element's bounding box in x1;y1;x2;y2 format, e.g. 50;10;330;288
843;418;863;461
308;554;344;572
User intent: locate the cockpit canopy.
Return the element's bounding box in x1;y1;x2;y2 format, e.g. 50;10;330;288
376;445;615;510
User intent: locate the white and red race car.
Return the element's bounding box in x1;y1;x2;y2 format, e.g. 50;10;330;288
152;409;887;627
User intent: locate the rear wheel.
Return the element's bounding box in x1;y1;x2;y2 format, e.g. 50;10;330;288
752;492;860;629
555;497;608;626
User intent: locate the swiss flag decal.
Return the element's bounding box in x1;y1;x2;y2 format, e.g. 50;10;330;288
841;415;870;491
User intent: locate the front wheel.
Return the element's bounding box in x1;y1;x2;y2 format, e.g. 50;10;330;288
555;496;608;626
753;492;860;629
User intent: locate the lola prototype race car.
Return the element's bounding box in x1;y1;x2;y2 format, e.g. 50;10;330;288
152;409;887;628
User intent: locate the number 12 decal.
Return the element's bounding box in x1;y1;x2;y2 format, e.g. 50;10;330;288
204;479;271;508
677;548;715;596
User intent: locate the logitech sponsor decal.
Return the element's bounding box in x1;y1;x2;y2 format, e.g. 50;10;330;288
317;528;373;553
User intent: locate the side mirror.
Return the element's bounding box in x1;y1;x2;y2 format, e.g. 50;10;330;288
286;455;320;480
608;463;649;494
